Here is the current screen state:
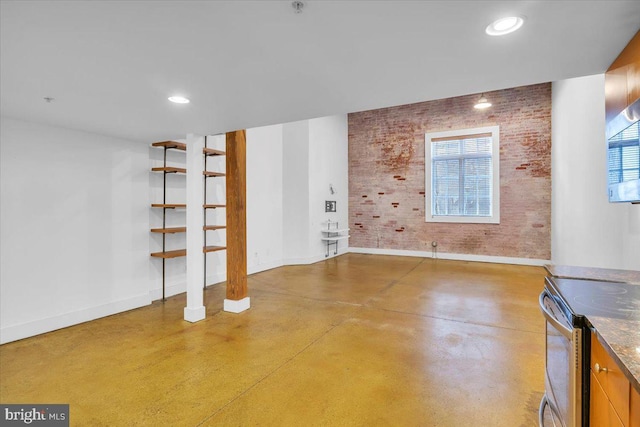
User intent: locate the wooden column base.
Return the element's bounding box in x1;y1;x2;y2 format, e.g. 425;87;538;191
224;297;250;313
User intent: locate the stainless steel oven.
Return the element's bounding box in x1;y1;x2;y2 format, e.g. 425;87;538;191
538;282;584;427
538;275;639;427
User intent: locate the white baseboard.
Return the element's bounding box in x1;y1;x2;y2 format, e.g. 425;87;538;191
283;247;349;266
347;247;549;266
321;246;350;261
248;260;284;275
204;263;288;286
1;246;546;345
183;252;348;290
149;280;187;301
283;254;327;266
206;271;226;287
0;294;152;345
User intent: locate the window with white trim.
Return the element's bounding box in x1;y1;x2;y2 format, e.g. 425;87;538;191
608;121;639;185
425;126;500;224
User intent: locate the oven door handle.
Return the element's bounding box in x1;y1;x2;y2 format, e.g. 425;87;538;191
539;291;572;340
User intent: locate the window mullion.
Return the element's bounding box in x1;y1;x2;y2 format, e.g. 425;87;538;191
459;157;464;216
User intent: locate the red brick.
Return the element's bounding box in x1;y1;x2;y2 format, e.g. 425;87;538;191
348;83;551;259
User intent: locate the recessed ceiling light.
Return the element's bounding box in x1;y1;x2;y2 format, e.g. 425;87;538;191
168;96;190;104
486;16;524;36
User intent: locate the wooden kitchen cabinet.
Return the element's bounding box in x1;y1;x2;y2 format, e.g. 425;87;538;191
590;331;633;426
605;30;640;130
631;385;640;427
592;371;625;427
627;62;640;108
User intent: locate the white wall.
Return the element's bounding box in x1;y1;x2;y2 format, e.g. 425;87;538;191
150;117;348;291
282;120;312;263
282;116;349;264
7;91;635;344
247;125;284;274
552;75;640;270
205;116;349;280
0;116;151;343
308;115;349;258
0;114;349;343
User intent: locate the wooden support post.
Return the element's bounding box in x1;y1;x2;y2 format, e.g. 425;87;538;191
224;129;249;313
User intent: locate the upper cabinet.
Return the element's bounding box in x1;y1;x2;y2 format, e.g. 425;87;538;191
605;30;640;137
605;31;640;204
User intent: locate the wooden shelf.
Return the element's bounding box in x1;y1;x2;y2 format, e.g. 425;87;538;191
204;225;226;231
151;245;226;257
151;142;226;157
203;147;225;156
152;141;186;151
150;249;186;258
203;245;226;253
204;204;226;209
203;171;225;177
151;141;226;157
151;203;186;209
152;166;186;174
150;227;186;234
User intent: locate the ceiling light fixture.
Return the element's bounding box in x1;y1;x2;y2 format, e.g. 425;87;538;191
292;1;304;14
485;16;524;36
474;94;492;109
168;96;190;104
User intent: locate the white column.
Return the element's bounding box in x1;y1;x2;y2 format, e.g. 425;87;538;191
184;133;206;322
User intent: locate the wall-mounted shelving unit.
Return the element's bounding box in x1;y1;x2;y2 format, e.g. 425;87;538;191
150;134;247;309
150;138;231;299
203;136;227;289
150;141;187;301
321;221;350;257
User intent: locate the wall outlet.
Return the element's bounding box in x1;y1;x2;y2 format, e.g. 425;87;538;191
325;200;336;212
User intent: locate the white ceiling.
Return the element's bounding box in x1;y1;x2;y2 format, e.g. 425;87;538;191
1;1;639;143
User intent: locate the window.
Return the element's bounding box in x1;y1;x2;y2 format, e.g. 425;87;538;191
608;121;639;185
425;126;500;224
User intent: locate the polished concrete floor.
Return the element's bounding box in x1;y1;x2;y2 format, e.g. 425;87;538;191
0;254;547;426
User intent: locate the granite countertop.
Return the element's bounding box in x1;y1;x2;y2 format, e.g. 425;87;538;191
546;264;640;394
545;264;640;285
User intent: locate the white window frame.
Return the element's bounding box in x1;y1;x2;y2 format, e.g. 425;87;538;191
425;125;500;224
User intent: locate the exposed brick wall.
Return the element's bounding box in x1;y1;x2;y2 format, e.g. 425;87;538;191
348;83;551;260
